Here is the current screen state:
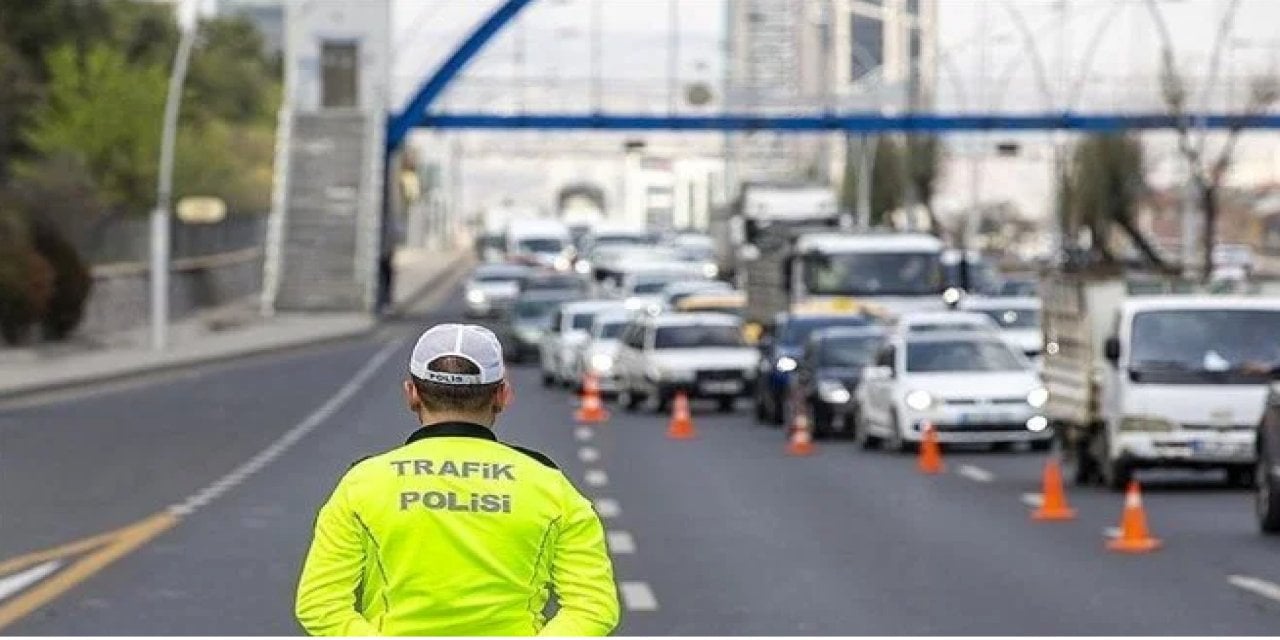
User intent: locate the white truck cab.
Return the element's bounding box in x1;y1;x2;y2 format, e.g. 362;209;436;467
783;232;948;319
1043;272;1280;489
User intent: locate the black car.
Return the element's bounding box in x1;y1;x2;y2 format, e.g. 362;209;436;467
788;326;887;438
754;313;876;426
1258;384;1280;534
497;290;583;363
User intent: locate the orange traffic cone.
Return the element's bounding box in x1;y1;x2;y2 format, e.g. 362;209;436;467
917;422;944;474
574;373;609;424
666;391;696;440
1106;480;1162;553
786;410;815;456
1031;457;1077;521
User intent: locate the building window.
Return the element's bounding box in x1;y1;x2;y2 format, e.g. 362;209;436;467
850;14;884;82
320;41;359;108
907;0;920;16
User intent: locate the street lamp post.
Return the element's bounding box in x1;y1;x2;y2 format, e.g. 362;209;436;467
150;1;199;351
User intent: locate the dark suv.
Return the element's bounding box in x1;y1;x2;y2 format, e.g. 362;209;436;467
789;327;887;438
753;313;874;425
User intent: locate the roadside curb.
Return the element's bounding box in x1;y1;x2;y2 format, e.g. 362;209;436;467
0;249;471;403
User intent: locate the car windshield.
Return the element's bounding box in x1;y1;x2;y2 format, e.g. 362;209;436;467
654;324;743;349
780;316;872;346
942;260;999;294
998;279;1037;297
515;298;569;319
1129;309;1280;384
523;276;583;291
595;235;647;247
973;307;1039;329
803;252;944;296
907;320;988;334
571;312;595;331
474;268;526;282
906;339;1027;373
516;238;563;253
676;245;714;261
597;321;627;340
818;336;883;367
632;281;670;295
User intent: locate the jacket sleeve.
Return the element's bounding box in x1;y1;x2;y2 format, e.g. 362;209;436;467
295;476;379;636
539;481;620;636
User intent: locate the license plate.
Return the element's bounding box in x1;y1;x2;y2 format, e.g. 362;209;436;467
1189;440;1244;458
700;380;741;394
959;412;1013;425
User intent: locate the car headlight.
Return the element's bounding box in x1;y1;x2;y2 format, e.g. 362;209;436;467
466;289;486;304
1119;415;1176;432
574;260;591;275
817;379;851;404
904;389;935;412
554;256;571;271
591;353;614;372
1027;386;1049;408
775;356;798;373
702;263;719;278
1025;415;1049;432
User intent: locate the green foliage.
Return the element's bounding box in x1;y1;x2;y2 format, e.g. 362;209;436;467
175;119;275;214
904;135;944;235
870;137;904;227
1064;134;1171;270
23;44;167;213
187;17;279;125
0;41;40;179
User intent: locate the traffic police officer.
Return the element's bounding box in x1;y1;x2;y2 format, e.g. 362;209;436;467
296;324;620;636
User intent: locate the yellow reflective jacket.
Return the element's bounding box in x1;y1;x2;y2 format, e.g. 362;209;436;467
296;422;619;636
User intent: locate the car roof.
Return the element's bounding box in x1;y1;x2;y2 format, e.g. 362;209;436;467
560;300;626;313
648;312;741;327
794;232;943;254
897;311;993;325
1123;296;1280;312
900;330;1011;345
959;296;1040;310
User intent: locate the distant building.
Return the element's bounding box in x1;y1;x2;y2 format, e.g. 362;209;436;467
215;0;284;58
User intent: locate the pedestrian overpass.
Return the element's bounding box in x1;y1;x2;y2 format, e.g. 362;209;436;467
263;0;1280;315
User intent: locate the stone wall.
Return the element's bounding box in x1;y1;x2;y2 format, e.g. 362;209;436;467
79;249;263;337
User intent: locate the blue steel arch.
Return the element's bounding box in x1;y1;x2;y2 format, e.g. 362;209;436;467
386;0;1280;152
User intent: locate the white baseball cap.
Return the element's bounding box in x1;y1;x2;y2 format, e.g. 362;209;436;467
409;324;505;385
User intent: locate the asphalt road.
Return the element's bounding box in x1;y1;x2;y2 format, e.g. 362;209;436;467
2;284;1279;635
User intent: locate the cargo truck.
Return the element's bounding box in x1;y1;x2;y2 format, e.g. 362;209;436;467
1041;268;1280;489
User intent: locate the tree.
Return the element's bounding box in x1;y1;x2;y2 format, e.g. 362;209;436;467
904;135;944;237
870;137;904;227
1065;133;1173;271
0;41;40;181
22;44;167;214
1146;0;1280;281
187;16;279;125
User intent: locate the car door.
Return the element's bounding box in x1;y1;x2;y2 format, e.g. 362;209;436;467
540;309;562;372
616;322;643;389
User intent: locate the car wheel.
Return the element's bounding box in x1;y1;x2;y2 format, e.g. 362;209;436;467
541;371;554;387
753;386;769;424
620;386;641;412
854;409;882;450
1227;465;1256;489
887;412;915;454
648;390;670;414
768;393;785;426
1258;449;1280;534
1030;439;1053;453
811;404;833;438
1098;429;1131;491
718;397;736;413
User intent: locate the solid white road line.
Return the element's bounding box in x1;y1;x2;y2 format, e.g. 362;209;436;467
578;447;601;463
0;561;61;602
619;581;659;611
1228;575;1280;605
594;498;621;518
1021;492;1044;507
168;338;405;517
957;464;995;483
1103;526;1121;539
606;531;636;554
574;427;593;442
584;469;609;487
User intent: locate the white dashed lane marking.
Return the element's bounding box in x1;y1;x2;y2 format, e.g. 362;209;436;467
606;531;636;554
594;498;621;519
578;447;600;463
1228;575;1280;605
574;427;593;442
619;581;659;611
0;561;61;602
1021;493;1044;507
585;469;609;487
957;464;994;483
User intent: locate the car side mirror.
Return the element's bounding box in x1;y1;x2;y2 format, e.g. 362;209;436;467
1104;336;1121;365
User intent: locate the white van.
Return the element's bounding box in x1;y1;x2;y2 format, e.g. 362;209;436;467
506;219;572;270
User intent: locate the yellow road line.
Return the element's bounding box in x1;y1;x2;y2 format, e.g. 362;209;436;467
0;512;178;631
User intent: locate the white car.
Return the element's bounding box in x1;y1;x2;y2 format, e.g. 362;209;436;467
613;263;710;313
464;264;531;318
959;297;1042;359
569;310;634;393
892;310;1000;336
615;313;759;413
538;300;626;387
854;331;1050;451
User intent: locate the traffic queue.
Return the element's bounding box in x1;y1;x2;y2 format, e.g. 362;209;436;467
467;212;1280;537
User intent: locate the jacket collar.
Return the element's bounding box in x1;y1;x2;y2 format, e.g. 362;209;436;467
405;421;497;445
